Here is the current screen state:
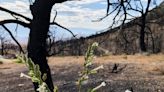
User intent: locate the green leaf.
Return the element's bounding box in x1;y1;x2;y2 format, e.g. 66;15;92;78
42;73;47;82
54;86;59;92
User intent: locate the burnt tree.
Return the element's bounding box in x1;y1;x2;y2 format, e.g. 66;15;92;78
0;0;72;91
0;0;158;91
28;1;54;91
105;0;156;53
28;0;69;91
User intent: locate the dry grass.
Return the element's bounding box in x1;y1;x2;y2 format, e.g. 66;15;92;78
48;56;85;66
98;54;164;64
151;63;164;75
48;54;164;65
47;54;164;74
1;54;164;75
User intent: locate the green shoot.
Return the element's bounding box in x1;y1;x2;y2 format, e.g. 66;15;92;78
77;42;106;92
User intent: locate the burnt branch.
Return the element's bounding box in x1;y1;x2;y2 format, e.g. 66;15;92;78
0;19;30;28
50;22;76;37
1;25;24;54
0;6;76;38
53;0;80;3
0;6;31;22
53;10;58;22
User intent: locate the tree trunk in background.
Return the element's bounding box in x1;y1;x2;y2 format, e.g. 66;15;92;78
139;0;151;53
28;0;54;91
1;39;4;55
140;15;147;52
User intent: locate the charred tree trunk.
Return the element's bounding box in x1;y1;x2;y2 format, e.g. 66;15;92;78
151;33;155;53
1;39;4;55
139;13;147;52
139;0;151;53
28;0;54;91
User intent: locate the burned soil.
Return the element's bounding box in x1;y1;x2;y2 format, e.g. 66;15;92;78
0;55;164;92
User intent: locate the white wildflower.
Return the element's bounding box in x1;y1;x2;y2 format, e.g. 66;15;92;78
92;42;99;47
92;65;104;71
125;89;132;92
92;82;106;91
20;73;31;79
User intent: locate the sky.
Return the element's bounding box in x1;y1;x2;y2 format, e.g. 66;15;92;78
0;0;163;44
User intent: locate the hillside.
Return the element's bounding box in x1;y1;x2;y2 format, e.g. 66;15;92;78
53;1;164;56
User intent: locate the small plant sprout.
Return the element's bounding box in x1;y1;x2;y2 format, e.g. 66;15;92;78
77;42;105;92
19;55;53;92
84;42;98;67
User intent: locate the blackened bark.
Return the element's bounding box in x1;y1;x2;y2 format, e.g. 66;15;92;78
139;0;151;52
1;39;4;55
140;15;147;52
28;0;54;91
151;33;155;53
